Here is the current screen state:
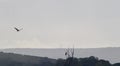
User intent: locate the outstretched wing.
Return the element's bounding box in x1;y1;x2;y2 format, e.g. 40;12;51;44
14;27;19;31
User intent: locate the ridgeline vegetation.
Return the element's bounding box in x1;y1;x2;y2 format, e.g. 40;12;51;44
0;52;119;66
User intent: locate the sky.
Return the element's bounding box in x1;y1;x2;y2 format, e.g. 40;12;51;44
0;0;120;48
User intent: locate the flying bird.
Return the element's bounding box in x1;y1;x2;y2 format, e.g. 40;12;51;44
14;27;23;32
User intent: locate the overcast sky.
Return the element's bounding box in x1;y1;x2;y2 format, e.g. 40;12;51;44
0;0;120;48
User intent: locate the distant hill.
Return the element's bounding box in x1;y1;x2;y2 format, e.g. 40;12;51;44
0;52;56;66
0;47;120;63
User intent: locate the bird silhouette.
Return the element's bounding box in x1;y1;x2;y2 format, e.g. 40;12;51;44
14;27;23;32
65;52;67;56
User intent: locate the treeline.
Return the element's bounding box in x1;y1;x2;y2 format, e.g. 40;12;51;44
0;52;120;66
56;56;120;66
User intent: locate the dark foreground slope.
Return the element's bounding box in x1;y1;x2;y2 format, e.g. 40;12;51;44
56;56;120;66
0;52;119;66
0;52;56;66
1;47;120;63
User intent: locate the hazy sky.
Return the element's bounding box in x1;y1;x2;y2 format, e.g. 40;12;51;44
0;0;120;48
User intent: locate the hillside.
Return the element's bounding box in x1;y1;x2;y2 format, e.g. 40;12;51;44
0;52;120;66
1;47;120;63
0;52;56;66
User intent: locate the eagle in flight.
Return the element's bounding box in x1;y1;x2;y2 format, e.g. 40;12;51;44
14;27;23;32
